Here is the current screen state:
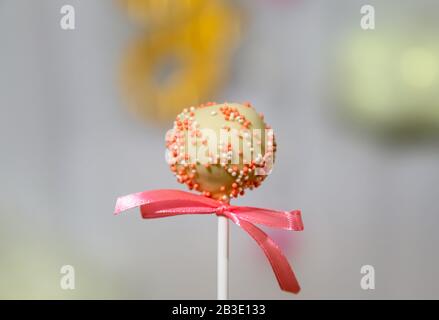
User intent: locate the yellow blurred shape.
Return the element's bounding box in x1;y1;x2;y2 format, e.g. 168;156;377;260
120;0;241;122
335;30;439;132
400;47;438;88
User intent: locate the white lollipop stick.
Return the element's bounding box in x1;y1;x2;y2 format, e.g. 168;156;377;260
217;215;229;300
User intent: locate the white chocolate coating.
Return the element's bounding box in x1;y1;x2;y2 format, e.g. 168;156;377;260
166;102;276;201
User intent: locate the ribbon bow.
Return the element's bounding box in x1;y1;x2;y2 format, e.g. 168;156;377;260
114;189;304;294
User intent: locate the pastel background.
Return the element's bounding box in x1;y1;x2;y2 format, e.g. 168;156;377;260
1;0;438;299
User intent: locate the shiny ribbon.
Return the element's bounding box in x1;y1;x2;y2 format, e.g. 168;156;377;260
114;189;304;294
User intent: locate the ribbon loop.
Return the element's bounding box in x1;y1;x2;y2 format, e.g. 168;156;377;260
114;189;303;294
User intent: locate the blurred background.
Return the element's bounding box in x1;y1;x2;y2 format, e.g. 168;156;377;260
1;0;439;299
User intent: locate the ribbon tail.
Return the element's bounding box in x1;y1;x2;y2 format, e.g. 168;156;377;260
114;191;152;215
233;218;301;294
234;208;304;231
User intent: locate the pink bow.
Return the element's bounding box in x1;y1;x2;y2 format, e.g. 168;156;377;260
114;189;304;294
